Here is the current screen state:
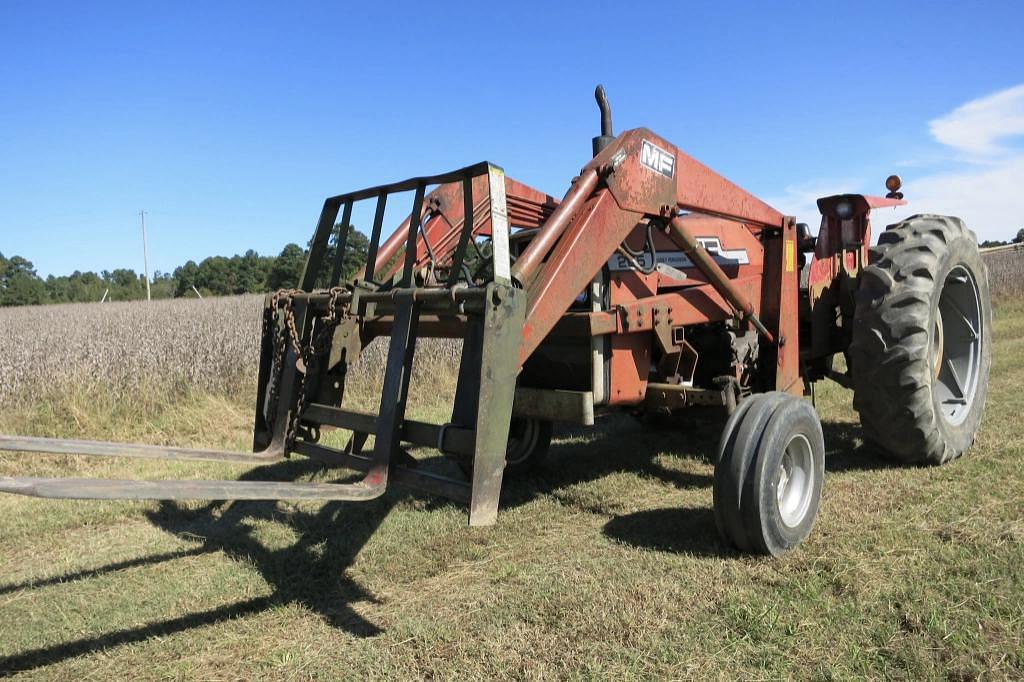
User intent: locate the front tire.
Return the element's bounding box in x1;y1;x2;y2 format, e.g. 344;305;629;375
850;215;992;465
456;417;552;478
713;392;825;556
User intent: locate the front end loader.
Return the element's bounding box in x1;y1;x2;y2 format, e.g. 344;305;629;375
0;86;992;555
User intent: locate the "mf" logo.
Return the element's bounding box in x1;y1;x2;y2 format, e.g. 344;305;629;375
639;140;675;179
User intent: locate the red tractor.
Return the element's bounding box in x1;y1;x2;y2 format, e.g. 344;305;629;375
0;86;992;556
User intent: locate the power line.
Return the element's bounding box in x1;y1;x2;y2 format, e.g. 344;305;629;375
140;210;152;302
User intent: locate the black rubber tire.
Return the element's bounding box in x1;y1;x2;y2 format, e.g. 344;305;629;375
849;215;992;465
714;393;785;552
714;392;825;556
456;417;552;478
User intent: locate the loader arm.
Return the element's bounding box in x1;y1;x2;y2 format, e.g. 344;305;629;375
510;128;800;392
359;175;558;284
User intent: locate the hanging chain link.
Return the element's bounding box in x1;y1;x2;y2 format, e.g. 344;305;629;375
266;287;348;450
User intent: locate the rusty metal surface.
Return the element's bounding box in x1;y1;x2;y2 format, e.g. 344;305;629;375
512;388;595;425
589;128;786;228
468;282;525;526
519;190;644;366
369;172;557;283
644;382;728;409
511;169;601;286
665;216;774;342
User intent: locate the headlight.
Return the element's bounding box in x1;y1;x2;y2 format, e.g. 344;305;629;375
835;201;854;219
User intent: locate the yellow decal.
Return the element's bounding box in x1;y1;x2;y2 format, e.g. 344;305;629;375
785;240;795;273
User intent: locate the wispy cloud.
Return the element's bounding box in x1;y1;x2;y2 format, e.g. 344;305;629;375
768;84;1024;242
929;84;1024;157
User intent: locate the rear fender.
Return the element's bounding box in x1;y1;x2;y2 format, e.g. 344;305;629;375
804;192;907;362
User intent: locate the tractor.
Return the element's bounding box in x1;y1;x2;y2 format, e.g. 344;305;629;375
0;86;991;556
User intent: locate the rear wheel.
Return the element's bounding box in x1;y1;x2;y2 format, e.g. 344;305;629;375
850;215;992;465
456;417;552;478
713;392;825;556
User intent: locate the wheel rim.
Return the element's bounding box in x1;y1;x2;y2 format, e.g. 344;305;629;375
933;265;983;426
506;418;539;466
777;434;814;528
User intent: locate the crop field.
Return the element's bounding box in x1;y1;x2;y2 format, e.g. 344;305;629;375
983;245;1024;300
0;292;1022;678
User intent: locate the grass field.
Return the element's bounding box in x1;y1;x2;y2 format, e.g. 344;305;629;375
0;298;1022;679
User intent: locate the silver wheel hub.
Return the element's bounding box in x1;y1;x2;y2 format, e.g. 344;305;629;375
933;265;983;426
777;434;814;528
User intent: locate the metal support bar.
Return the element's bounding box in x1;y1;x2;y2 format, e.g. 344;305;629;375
285;287;486;312
512;388;594;425
364;191;388;283
366;290;421;489
511;168;599;286
300;198;343;291
328;200;354;287
294;441;471;503
487;165;512;285
402;185;426;286
0;477;386;501
301;404;477;456
665;216;775;342
468;283;526;526
0;435;285;465
447;175;475;286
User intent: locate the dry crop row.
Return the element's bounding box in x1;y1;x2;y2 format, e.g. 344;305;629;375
1;248;1018;409
0;295;460;409
983;245;1024;299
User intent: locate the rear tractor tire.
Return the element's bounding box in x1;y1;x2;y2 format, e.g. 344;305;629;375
713;392;826;556
850;215;992;465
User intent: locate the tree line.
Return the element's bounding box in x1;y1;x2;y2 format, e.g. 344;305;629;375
0;225;370;307
979;228;1024;249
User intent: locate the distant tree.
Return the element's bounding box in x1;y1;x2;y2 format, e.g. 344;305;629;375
266;243;306;290
315;225;371;288
0;254;47;306
1015;228;1024;244
2;234;371;306
150;271;176;299
173;261;201;297
100;268;145;300
341;229;371;281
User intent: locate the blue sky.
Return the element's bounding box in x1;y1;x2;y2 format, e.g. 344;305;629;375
2;1;1023;277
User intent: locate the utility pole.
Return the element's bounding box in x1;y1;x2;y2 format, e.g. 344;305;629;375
140;210;152;301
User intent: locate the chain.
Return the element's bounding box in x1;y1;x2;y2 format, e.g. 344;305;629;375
267;287;348;450
264;289;300;428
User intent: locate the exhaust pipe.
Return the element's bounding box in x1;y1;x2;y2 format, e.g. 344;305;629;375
592;84;615;156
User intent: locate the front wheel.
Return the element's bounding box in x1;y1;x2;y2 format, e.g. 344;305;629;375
713;392;825;556
456;417;552;478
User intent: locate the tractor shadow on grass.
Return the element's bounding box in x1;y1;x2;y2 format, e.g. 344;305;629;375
0;462;398;675
0;415;895;674
820;420;901;473
596;418;898;556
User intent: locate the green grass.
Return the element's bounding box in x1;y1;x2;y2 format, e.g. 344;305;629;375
1;304;1023;679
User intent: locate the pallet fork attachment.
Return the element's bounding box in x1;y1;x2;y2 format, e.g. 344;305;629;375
0;162;535;525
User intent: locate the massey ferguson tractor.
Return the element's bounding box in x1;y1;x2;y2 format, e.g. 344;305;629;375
0;87;992;556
